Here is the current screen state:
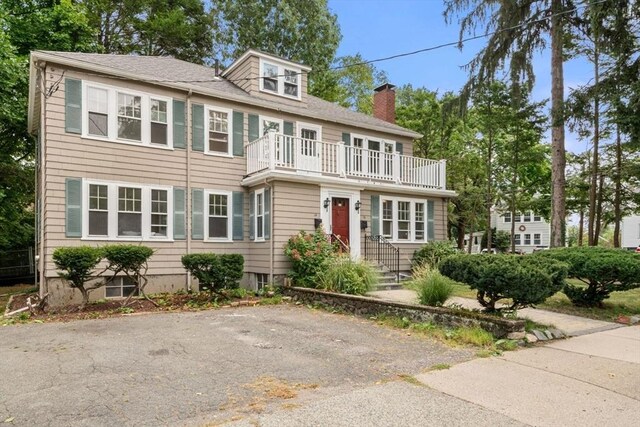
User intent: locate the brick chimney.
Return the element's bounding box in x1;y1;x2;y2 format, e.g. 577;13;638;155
373;83;396;124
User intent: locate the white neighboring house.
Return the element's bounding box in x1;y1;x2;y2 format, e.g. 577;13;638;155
491;210;550;253
621;215;640;249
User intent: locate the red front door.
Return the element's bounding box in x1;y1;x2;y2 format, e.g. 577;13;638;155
331;198;350;244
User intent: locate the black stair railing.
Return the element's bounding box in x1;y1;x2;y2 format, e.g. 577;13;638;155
329;233;350;254
363;235;400;282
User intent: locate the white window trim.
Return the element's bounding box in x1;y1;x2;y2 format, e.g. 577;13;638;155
81;81;174;150
81;179;174;241
378;196;430;243
296;121;322;141
204;189;233;242
259;58;302;100
254;188;265;242
259;115;284;136
204;105;233;157
105;276;138;299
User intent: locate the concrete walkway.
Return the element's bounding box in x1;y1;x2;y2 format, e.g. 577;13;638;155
367;289;622;336
416;326;640;426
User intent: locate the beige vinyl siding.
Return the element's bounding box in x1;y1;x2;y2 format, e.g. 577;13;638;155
224;56;258;94
272;181;321;274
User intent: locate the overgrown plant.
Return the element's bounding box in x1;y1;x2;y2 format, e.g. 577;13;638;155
181;253;244;297
533;247;640;307
319;256;378;295
439;254;567;312
412;241;458;268
101;245;154;305
283;226;337;287
52;246;104;308
410;265;454;306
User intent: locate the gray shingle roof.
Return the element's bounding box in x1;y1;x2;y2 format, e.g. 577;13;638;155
35;51;421;139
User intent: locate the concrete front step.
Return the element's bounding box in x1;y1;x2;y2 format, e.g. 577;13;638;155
373;283;405;291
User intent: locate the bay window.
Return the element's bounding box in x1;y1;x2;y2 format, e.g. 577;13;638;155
377;197;434;242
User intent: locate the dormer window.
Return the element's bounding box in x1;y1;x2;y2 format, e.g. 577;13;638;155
260;58;301;100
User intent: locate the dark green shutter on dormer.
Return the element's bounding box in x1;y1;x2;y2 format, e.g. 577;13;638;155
65;79;82;134
248;114;259;142
192;188;204;239
173;100;186;149
173;187;186;239
232;111;244;156
65;178;82;237
395;142;403;155
264;188;271;240
283;122;294;163
370;195;380;237
192;104;204;152
427;200;435;241
232;191;244;240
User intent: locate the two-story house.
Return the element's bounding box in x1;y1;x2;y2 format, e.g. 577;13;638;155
492;210;550;253
28;50;454;305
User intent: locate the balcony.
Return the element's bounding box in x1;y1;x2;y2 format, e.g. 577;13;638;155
245;132;447;190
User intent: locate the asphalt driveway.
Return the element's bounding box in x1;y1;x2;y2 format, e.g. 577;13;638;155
0;305;476;426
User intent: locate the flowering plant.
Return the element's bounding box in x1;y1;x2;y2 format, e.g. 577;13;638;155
283;226;338;287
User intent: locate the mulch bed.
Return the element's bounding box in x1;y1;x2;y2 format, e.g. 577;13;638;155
6;291;267;323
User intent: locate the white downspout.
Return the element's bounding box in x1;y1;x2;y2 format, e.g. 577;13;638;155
186;89;192;291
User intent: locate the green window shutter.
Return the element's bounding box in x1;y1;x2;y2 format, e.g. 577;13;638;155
65;178;82;237
173;187;186;240
65;78;82;134
192;104;204;152
248;114;259;142
232;191;244;240
232;111;244;156
264;188;271;240
395;142;403;155
370;195;380;237
173;100;186;149
249;191;255;240
192;188;204;239
427;200;435;241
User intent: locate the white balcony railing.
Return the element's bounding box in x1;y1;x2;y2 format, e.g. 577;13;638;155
245;132;447;190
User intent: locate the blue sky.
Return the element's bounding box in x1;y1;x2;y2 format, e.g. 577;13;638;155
328;0;593;153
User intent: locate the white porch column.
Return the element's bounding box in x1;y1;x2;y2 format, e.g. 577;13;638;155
337;141;346;177
393;152;401;184
439;159;447;190
268;130;277;170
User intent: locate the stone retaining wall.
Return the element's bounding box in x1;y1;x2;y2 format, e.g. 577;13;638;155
282;287;525;338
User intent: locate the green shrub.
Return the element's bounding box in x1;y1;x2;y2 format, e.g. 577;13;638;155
411;265;454;306
319;256;378;295
481;229;511;252
181;253;244;295
533;247;640;307
439;254;567;312
102;245;154;303
412;241;459;268
283;227;337;287
52;246;104;307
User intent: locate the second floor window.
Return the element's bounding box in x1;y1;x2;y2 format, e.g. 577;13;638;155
208;110;229;154
150;99;168;145
260;59;301;100
117;93;142;141
87;87;108;137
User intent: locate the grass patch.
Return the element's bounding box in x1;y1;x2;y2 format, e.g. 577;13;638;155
523;318;553;331
428;363;451;371
539;284;640;322
397;374;424;386
373;314;505;351
259;295;283;305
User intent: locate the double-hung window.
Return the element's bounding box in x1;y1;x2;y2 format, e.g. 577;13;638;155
117;93;142;141
523;212;531;222
397;201;411;240
150;189;168;237
533;233;541;245
150;99;168;145
533;213;542;222
524;234;531;245
83;180;173;241
87;87;108;137
207;193;229;240
378;197;433;242
514;213;521;222
415;202;425;241
504;212;512;223
88;184;108;236
207;108;230;154
83;82;173;148
256;190;265;240
118;187;142;237
260;59;302;100
514;234;521;245
382;200;393;239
